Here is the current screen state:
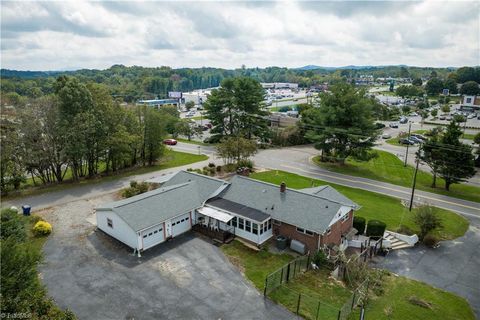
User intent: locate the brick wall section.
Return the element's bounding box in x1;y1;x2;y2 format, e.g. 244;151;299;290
320;209;354;246
272;222;320;254
272;209;354;253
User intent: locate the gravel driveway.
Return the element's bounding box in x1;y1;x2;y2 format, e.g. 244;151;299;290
38;195;294;320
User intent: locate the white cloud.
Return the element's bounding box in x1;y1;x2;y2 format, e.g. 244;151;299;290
1;0;478;70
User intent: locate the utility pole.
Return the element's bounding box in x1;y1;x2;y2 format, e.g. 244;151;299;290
404;121;412;167
409;156;420;211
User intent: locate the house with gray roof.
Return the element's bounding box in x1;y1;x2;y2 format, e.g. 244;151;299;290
96;170;358;255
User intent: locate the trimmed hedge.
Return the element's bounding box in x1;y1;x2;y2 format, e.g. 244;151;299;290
353;216;366;235
366;219;387;239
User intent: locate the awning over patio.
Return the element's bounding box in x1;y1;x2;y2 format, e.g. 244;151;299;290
198;206;233;223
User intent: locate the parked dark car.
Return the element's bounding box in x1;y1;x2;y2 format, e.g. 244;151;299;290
399;138;414;145
375;122;386;129
399;117;408;124
163;139;177;145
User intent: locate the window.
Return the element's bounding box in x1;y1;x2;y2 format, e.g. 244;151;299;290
341;213;349;223
186;217;189;221
245;220;251;232
238;218;244;230
143;234;147;238
159;228;163;232
325;227;331;235
252;223;258;235
232;217;237;228
268;220;272;230
107;218;113;228
148;233;152;236
272;219;281;226
297;227;314;236
172;222;176;226
154;230;158;234
466;98;472;103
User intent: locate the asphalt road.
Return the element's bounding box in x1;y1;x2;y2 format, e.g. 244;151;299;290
3;143;479;220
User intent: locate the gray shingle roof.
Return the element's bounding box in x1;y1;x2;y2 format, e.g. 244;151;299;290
97;182;204;232
217;176;354;233
162;170;229;200
300;186;360;209
207;198;270;222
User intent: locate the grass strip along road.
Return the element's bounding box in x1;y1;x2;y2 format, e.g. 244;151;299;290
313;150;480;203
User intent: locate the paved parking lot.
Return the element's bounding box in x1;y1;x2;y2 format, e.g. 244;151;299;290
39;195;293;320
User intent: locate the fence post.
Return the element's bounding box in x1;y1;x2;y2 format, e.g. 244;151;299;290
337;310;341;320
264;277;268;296
280;267;284;285
286;262;291;282
294;260;297;277
351;292;356;310
296;293;301;315
316;301;321;320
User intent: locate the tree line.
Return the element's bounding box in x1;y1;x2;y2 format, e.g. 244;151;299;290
1;65;471;107
0;76;175;195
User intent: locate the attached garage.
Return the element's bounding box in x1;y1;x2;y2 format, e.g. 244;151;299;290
141;223;165;250
96;182;208;254
171;213;192;237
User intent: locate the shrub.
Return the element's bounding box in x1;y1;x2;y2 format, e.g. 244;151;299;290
136;182;149;193
216;165;222;172
237;159;254;169
366;220;387;239
413;205;443;240
122;187;139;198
353;216;366;235
208;162;216;168
423;234;439;248
0;208;26;242
32;221;52;236
313;250;328;267
129;180;138;188
209;167;216;175
224;163;237;172
30;214;45;224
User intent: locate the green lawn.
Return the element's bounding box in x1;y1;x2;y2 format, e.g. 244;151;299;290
221;240;293;290
4;150;208;201
250;170;469;240
351;274;475;320
313;150;480;203
270;270;352;319
461;133;477;140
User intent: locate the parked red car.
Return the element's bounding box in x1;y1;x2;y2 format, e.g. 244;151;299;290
163;139;177;145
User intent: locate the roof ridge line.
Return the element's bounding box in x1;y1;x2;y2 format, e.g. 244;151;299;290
114;182;193;208
179;169;229;184
235;175;345;206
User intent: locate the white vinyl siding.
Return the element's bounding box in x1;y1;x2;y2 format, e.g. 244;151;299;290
96;210;138;249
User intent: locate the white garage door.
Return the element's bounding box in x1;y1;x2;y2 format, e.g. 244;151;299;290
142;224;165;250
171;213;191;236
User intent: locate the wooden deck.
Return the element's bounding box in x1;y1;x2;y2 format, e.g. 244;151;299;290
192;224;235;243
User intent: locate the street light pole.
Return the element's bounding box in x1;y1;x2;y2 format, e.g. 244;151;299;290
404;122;412;167
409;156;420;211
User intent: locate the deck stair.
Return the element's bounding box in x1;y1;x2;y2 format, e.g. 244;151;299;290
383;231;415;250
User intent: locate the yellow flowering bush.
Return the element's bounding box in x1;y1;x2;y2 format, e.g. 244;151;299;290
32;221;52;236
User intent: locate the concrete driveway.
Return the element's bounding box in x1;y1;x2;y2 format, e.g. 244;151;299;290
39;196;293;320
374;217;480;319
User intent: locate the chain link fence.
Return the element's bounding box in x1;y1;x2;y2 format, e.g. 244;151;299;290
264;255;311;295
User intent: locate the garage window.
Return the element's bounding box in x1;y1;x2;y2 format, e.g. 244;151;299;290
107;218;113;228
172;222;176;226
143;234;147;238
186;217;189;221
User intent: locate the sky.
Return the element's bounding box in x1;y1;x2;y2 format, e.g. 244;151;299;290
1;1;479;71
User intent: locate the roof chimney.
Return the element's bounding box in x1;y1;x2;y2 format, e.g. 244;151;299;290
280;182;286;193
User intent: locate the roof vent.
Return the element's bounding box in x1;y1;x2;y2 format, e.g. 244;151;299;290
271;205;275;210
325;205;328;208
